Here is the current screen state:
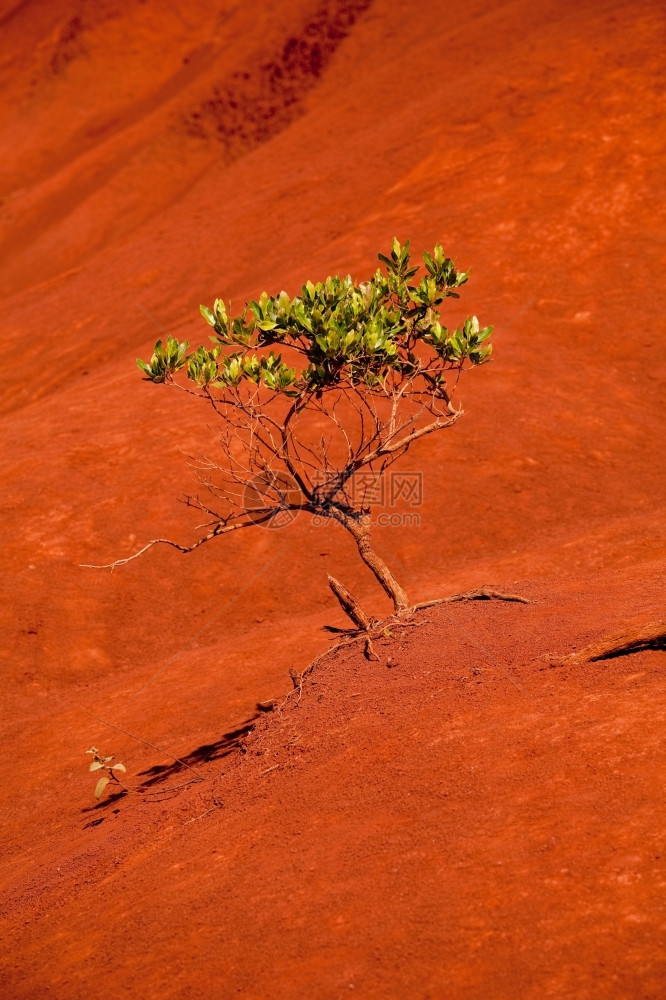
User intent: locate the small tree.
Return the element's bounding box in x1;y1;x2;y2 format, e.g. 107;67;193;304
113;240;492;615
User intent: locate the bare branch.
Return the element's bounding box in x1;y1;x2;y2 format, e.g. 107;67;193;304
81;513;279;570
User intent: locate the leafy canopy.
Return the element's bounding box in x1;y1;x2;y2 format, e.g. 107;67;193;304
136;239;492;396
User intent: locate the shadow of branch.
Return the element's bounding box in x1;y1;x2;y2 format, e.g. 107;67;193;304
135;715;259;788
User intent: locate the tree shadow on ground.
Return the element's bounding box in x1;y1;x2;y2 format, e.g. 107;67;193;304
136;715;259;787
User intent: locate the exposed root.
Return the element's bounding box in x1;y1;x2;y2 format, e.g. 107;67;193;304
328;575;372;629
277;613;430;711
183;797;222;824
364;636;379;661
256;699;279;713
274;588;529;712
289;667;305;701
549;620;666;668
414;588;530;609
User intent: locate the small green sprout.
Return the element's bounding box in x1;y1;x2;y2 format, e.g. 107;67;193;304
86;746;128;800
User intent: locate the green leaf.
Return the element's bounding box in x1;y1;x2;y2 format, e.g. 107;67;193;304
213;299;228;325
377;252;395;271
163;238;490;399
200;305;216;326
95;776;110;800
89;761;103;771
112;763;127;773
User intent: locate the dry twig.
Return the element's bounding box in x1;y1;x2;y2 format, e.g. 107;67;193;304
414;588;530;609
549;620;666;668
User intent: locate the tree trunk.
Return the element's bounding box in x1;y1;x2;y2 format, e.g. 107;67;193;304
330;510;410;611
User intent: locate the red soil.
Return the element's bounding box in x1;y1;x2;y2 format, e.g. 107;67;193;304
1;1;664;997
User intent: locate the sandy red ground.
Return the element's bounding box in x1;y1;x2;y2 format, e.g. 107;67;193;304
1;1;665;997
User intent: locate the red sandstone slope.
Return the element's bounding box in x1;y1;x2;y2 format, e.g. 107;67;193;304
2;570;666;999
1;0;665;997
